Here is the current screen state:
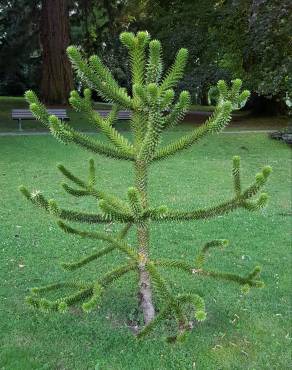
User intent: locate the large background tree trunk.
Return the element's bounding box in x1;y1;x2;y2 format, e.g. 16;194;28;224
40;0;74;105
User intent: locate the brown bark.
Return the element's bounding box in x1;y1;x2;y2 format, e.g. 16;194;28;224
249;0;266;30
40;0;74;105
135;161;155;324
137;226;155;324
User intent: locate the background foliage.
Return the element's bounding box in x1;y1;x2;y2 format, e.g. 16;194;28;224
0;0;291;110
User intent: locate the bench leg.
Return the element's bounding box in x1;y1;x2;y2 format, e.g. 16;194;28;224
18;119;23;131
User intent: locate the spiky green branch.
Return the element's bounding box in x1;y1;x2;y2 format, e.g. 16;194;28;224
147;159;271;222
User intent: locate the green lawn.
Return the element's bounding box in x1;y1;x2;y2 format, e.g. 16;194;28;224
0;130;291;369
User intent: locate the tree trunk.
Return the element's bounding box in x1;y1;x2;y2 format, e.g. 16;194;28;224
135;161;155;324
249;0;266;30
40;0;74;105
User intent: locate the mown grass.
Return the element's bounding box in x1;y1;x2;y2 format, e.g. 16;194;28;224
0;130;291;369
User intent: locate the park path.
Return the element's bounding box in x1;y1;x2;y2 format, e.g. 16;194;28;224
0;129;275;137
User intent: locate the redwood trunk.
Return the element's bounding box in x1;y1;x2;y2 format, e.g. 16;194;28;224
40;0;74;104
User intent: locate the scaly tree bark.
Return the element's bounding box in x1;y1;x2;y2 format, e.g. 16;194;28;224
40;0;73;104
21;31;272;341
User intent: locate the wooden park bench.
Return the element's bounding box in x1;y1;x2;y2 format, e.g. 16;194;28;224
96;110;132;120
11;109;69;131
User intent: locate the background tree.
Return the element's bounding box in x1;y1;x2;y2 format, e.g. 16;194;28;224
40;0;74;104
0;0;290;111
214;0;292;112
21;31;271;340
0;0;40;95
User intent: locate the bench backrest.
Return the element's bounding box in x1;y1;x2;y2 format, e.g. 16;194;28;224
12;109;68;120
96;110;131;120
12;108;130;121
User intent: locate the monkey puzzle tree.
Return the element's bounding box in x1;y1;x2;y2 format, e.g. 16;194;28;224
21;31;271;341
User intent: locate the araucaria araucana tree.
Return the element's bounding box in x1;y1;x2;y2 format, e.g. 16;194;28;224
21;31;272;341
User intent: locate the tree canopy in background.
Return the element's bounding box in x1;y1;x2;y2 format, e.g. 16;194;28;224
0;0;40;95
0;0;291;111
